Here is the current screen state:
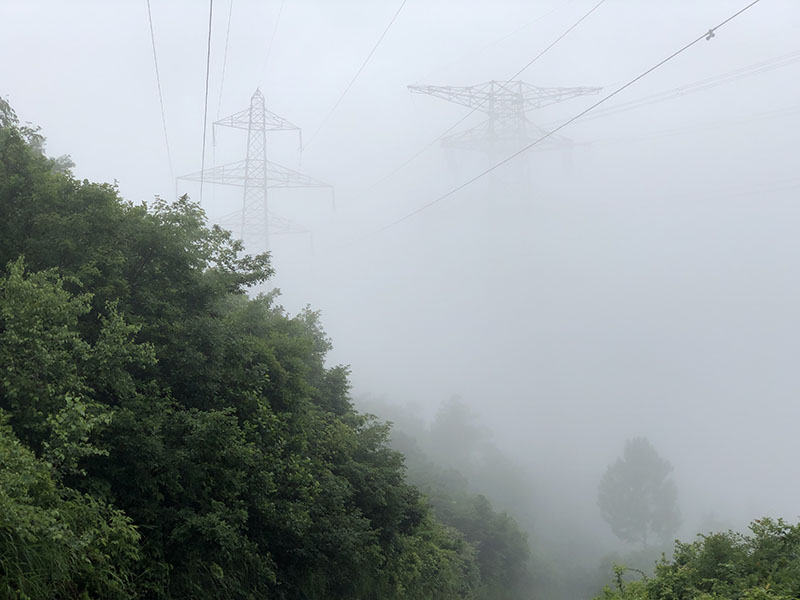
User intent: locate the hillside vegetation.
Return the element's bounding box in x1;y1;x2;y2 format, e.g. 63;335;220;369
596;519;800;600
0;98;489;599
4;96;800;600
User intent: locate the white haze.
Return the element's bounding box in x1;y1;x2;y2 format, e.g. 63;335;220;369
3;0;800;572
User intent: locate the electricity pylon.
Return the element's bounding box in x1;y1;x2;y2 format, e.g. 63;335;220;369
408;80;601;160
179;89;332;253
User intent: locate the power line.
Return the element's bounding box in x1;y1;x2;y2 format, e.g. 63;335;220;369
200;0;214;204
367;0;609;191
406;101;799;154
564;49;800;125
511;0;608;81
584;102;800;148
376;0;764;234
212;0;233;207
262;0;286;76
304;0;409;148
216;0;234;120
421;0;575;82
145;0;174;181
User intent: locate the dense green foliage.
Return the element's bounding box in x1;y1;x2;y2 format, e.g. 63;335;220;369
13;93;800;600
0;98;483;599
0;415;140;599
598;437;681;547
596;518;800;600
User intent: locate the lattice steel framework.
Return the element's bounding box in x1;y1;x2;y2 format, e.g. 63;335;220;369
179;89;332;252
409;80;601;157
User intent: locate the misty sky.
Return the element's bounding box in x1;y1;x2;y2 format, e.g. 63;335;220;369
3;0;800;537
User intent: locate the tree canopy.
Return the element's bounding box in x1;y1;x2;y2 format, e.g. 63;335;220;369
0;97;485;599
596;518;800;600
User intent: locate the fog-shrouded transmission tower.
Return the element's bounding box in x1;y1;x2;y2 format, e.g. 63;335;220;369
409;80;602;161
179;89;332;253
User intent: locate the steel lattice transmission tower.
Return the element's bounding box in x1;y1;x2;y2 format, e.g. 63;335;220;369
408;80;601;160
179;89;332;252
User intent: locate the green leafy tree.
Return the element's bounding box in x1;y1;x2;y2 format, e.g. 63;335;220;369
0;97;484;600
0;414;140;600
596;518;800;600
598;437;680;547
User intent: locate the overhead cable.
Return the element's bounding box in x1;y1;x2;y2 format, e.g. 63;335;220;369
569;49;800;125
200;0;214;204
422;0;576;83
262;0;287;75
216;0;234;120
375;0;764;233
304;0;409;148
368;0;609;190
145;0;174;181
585;103;800;148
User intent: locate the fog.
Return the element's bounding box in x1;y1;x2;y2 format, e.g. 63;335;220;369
3;0;799;594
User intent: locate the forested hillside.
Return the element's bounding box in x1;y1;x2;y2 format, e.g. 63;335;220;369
0;98;486;599
6;92;800;600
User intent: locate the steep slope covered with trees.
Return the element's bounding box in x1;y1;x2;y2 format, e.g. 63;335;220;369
0;98;481;599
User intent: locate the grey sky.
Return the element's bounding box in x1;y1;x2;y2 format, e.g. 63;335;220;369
3;0;800;551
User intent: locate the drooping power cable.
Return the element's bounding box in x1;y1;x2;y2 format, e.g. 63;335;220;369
421;0;575;83
556;48;800;125
304;0;409;148
216;0;234;120
145;0;174;181
262;0;286;76
367;0;609;191
375;0;764;234
199;0;214;205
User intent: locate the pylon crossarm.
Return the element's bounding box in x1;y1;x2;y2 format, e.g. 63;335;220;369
409;84;495;112
267;161;332;189
441;119;573;152
177;160;332;189
409;81;602;114
516;82;602;110
214;106;301;132
177;160;248;187
215;88;302;132
214;106;255;130
212;209;308;236
265;107;301;132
